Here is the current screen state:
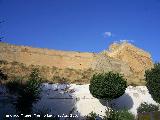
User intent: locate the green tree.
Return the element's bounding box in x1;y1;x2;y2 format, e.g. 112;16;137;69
14;68;42;115
85;111;98;120
145;63;160;103
89;71;127;118
137;102;159;114
0;69;7;80
89;71;127;100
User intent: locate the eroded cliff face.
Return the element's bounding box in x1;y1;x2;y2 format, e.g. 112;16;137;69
108;42;153;73
96;42;154;84
0;42;154;85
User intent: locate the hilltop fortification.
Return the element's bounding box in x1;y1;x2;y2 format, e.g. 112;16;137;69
0;42;153;85
0;42;95;69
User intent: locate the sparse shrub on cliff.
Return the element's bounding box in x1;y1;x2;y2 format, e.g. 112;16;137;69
85;111;99;120
81;68;93;79
0;60;8;65
26;68;42;96
19;62;26;69
137;102;159;114
52;76;69;84
89;71;127;101
6;68;42;95
74;79;85;84
145;63;160;103
52;66;58;72
11;61;19;65
14;68;42;114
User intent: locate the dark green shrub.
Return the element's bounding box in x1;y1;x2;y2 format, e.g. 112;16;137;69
145;63;160;103
5;68;43;115
0;69;7;80
16;68;43;109
14;68;42;114
6;76;24;93
85;111;99;120
26;68;42;97
11;61;19;65
89;71;127;100
108;109;135;120
137;102;159;114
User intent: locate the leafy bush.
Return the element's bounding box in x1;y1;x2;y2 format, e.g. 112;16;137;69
137;102;159;114
85;111;99;120
25;68;42;98
145;63;160;103
89;71;127;101
12;68;42;114
0;69;7;80
6;76;24;93
108;109;135;120
15;68;43;113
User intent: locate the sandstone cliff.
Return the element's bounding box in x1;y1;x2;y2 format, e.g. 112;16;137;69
0;42;154;85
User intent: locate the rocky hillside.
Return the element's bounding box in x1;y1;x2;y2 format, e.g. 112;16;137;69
0;42;153;85
93;42;153;85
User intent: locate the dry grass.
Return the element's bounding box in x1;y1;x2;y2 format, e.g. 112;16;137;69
0;60;93;84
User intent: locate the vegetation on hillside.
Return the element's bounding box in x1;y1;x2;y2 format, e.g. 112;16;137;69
0;69;7;80
0;60;94;84
89;71;127;100
145;63;160;103
137;102;159;114
89;71;127;119
6;68;42;116
108;109;135;120
85;111;98;120
85;109;135;120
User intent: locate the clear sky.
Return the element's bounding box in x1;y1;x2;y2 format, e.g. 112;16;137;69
0;0;160;62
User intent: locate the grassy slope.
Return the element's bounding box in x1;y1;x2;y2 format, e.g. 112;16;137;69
0;60;93;84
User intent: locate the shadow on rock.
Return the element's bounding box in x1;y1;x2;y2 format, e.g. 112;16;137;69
99;93;134;110
110;93;134;110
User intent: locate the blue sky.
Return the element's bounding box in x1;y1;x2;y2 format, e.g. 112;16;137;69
0;0;160;62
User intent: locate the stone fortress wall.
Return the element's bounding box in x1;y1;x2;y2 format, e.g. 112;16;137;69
0;42;95;70
0;42;154;84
